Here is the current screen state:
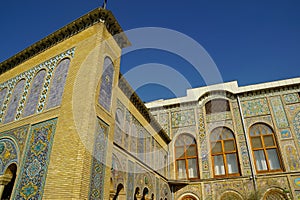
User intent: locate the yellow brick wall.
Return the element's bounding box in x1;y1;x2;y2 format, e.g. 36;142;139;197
0;21;123;199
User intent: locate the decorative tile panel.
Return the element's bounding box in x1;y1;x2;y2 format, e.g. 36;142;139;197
159;113;170;136
294;177;300;188
241;98;270;117
284;144;300;171
4;79;25;123
46;59;71;109
232;106;251;175
127;160;134;200
270;96;289;128
171;109;195;128
283;93;299;104
0;139;18;175
206;111;232;122
89;119;108;200
98;57;114;112
293;111;300;147
280;129;292;139
0;125;29;158
23;70;47;117
155;177;159;200
198;110;210;178
13;118;57;200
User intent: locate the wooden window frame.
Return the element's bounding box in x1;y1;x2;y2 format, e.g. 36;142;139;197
210;127;241;178
249;124;283;173
175;134;200;180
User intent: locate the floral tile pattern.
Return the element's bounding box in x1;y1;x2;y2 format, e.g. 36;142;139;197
270;96;289;128
13;118;57;200
283;93;299;104
0;139;18;175
241;98;270;117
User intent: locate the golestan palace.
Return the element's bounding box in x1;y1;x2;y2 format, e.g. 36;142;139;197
0;7;299;200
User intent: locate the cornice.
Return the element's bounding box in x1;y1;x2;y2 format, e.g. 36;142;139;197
0;7;130;75
118;73;171;144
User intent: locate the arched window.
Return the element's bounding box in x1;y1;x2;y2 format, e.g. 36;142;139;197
205;99;230;114
23;70;46;117
141;187;149;200
115;108;124;128
134;187;140;200
175;134;199;180
46;58;70;109
113;184;124;200
2;164;17;200
4;79;25;123
210;127;240;177
249;124;283;173
98;57;114;112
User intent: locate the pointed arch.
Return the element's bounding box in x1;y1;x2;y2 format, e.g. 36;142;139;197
46;58;70;109
4;79;25;123
98;56;115;111
23;69;46;117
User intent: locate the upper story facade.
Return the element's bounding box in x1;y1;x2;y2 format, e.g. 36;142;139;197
146;79;300;199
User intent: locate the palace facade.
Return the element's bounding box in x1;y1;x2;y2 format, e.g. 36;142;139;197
0;7;299;200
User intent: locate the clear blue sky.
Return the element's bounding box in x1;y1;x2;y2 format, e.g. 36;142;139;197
1;1;300;102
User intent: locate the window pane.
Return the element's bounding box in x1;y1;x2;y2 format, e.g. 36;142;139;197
175;137;185;146
177;160;187;179
267;149;281;170
262;125;272;134
185;135;195;145
210;131;221;141
250;129;256;136
264;135;275;147
224;140;235;152
186;145;197;157
226;154;239;174
175;147;185;159
187;159;198;178
222;130;234;139
252;137;262;148
212;142;222;154
254;150;267;171
214;155;225;175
